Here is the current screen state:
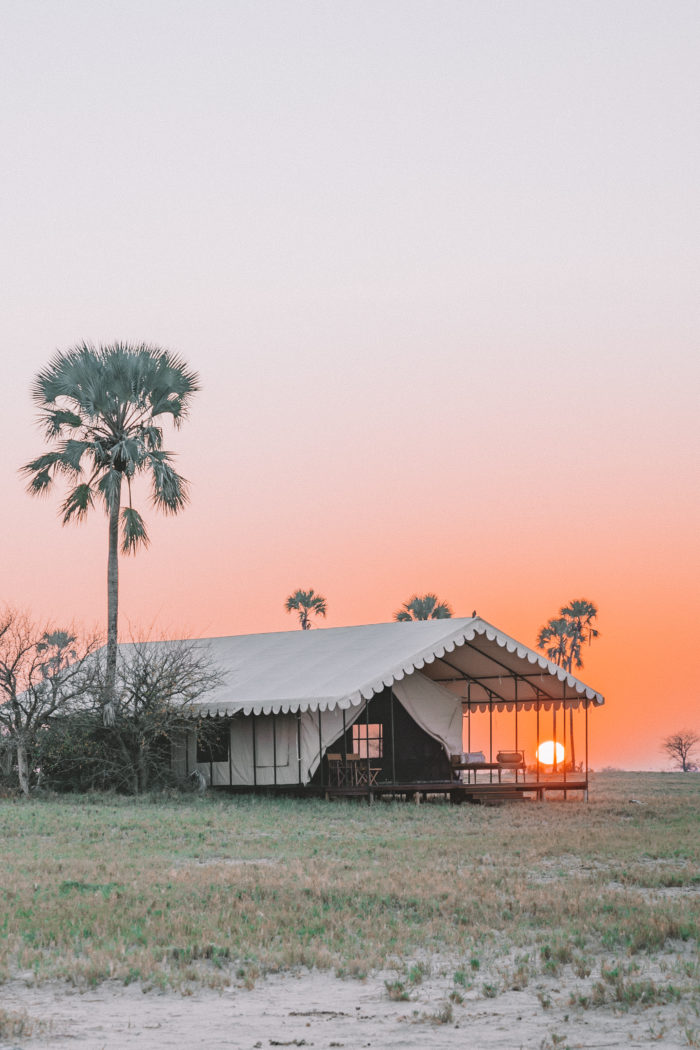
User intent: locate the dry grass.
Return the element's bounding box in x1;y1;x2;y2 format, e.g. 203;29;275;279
0;1006;48;1040
1;772;698;1008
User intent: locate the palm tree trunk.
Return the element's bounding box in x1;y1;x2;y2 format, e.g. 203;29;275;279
104;480;121;727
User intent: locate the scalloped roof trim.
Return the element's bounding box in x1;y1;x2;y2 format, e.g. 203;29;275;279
190;617;604;718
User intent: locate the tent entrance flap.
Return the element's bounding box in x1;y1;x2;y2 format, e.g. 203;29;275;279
392;672;463;758
301;702;366;784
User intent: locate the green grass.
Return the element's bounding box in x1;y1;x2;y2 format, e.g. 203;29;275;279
0;772;698;998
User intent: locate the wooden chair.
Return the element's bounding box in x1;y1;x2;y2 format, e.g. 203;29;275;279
326;753;345;786
355;763;381;786
345;753;362;786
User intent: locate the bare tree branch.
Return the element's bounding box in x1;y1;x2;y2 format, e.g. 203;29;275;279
0;606;100;794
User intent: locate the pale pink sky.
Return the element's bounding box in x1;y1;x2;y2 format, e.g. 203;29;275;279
2;1;699;769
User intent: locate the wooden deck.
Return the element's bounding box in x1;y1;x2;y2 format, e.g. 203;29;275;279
212;778;589;803
323;777;589;803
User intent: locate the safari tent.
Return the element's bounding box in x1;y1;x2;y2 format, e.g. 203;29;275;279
172;617;605;801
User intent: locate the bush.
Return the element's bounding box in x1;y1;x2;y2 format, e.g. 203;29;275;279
39;638;222;795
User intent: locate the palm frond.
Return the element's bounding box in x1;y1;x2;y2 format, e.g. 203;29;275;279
21;450;64;476
61;484;95;523
25;468;53;496
149;456;189;514
307;592;327;616
39;408;84;438
147;351;200;424
141;425;163;451
121;506;149;555
32;343;98;411
57;439;90;476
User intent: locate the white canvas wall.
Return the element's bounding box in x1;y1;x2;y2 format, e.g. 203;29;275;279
183;701;365;787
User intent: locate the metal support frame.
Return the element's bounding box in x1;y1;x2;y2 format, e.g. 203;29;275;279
562;679;567;793
438;655;513;706
273;712;277;787
389;688;396;784
569;696;577;773
541;697;545;793
468;680;474;772
514;678;519;753
252;714;257;787
208;716;214;787
440;639;563;704
585;699;589;802
365;695;371;787
488;691;493;783
514;679;519;783
342;708;347;763
296;710;302;785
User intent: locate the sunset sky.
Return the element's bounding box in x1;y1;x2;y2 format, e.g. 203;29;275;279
2;1;698;770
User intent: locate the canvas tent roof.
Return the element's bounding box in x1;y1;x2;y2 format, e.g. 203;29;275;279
163;616;604;718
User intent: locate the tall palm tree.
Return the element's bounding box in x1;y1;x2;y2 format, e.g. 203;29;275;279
394;594;453;621
284;589;327;630
21;342;199;725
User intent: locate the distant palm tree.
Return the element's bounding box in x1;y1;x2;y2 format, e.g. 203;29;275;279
536;618;570;667
394;594;453;621
285;589;327;630
560;599;599;674
537;599;599;771
21;342;199;725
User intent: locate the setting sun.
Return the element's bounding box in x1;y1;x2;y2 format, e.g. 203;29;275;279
536;740;565;766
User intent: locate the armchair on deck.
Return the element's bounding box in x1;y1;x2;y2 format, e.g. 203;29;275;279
495;750;526;782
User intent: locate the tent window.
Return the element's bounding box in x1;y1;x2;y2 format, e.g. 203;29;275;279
197;723;230;763
352;723;383;759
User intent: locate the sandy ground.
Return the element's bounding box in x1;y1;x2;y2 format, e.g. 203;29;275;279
2;968;696;1050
